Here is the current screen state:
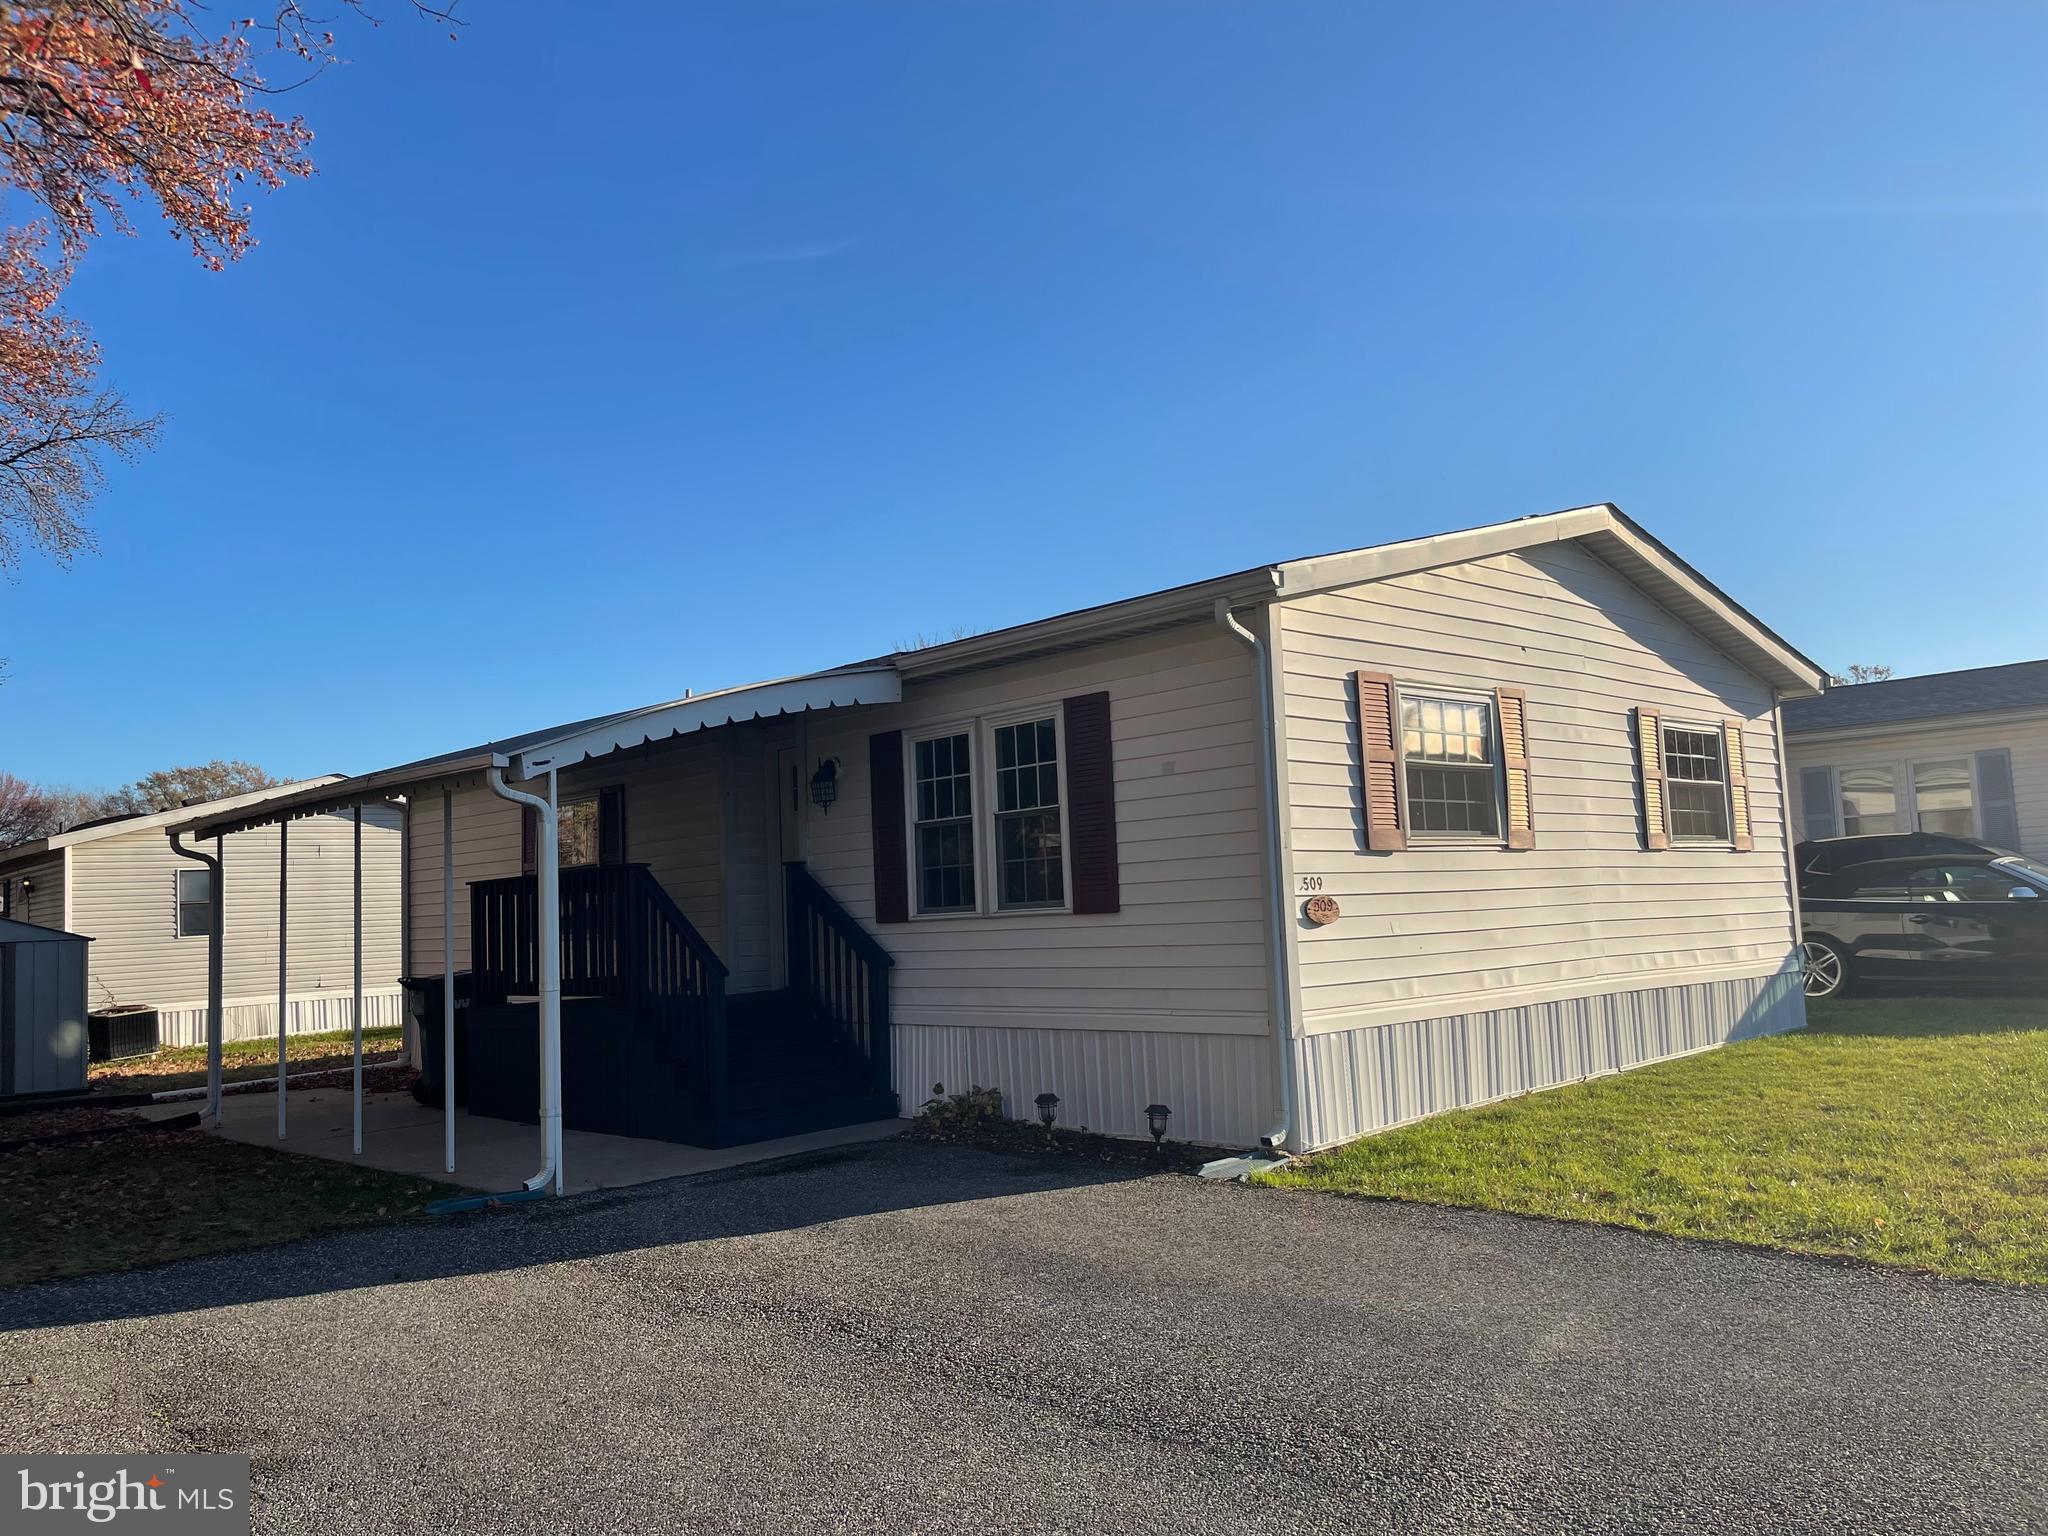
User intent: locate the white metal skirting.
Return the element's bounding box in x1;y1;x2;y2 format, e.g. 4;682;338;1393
154;987;407;1048
1292;964;1806;1151
891;1024;1276;1147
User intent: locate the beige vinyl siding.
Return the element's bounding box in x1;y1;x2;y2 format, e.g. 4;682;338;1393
406;782;523;973
69;808;403;1014
1786;710;2048;859
803;624;1271;1036
5;852;66;932
1277;540;1795;1035
405;732;730;974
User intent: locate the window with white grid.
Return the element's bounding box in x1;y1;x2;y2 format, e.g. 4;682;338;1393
1399;693;1500;838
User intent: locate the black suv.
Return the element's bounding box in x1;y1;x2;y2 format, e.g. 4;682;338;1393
1796;834;2048;998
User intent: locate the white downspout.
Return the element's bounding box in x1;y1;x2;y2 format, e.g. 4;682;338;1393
168;832;225;1126
486;765;562;1196
1214;598;1297;1153
1772;690;1808;993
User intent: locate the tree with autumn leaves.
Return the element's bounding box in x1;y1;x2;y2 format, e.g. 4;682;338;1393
0;2;446;574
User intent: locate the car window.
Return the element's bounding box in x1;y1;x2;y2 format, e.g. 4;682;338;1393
1901;863;2016;902
1838;867;1914;900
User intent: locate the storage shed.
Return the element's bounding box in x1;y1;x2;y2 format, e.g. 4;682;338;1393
1;915;91;1099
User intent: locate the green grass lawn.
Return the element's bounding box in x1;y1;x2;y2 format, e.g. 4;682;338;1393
90;1025;406;1098
0;1110;457;1286
1258;994;2048;1284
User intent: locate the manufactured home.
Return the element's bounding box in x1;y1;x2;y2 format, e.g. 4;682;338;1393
181;505;1825;1166
0;783;404;1048
1786;659;2046;858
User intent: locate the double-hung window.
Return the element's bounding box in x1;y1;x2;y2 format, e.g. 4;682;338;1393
1813;756;1989;840
176;867;214;937
1661;723;1732;842
914;732;977;913
993;717;1064;908
1909;759;1974;835
910;715;1069;914
1837;765;1900;836
1398;692;1501;839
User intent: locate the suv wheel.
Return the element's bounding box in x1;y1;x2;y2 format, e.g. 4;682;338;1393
1800;938;1850;1000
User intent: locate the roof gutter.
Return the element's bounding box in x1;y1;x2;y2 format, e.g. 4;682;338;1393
1210;597;1297;1167
895;570;1282;681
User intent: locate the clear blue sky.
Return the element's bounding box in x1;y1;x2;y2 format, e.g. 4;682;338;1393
6;2;2045;787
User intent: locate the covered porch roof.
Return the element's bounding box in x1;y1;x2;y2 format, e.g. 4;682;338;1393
184;665;902;840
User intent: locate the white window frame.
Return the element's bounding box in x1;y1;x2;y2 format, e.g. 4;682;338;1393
904;706;1074;919
175;867;214;938
1907;756;1977;838
982;705;1072;914
1810;751;1986;840
1391;682;1507;849
907;720;983;918
1658;718;1736;848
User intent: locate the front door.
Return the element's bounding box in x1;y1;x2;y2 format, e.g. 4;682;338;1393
774;745;804;984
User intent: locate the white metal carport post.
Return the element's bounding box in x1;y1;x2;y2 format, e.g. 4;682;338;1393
442;788;455;1174
352;802;364;1155
277;818;288;1138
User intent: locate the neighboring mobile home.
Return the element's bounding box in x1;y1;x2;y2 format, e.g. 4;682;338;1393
0;782;403;1048
1785;660;2047;859
183;505;1825;1157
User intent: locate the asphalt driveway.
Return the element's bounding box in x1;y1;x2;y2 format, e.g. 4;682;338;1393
1;1139;2042;1534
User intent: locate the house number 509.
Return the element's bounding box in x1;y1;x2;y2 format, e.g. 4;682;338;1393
1296;875;1323;894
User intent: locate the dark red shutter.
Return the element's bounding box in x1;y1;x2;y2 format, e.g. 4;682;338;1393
598;785;627;865
1356;671;1407;852
520;804;537;874
1064;690;1121;914
870;731;909;924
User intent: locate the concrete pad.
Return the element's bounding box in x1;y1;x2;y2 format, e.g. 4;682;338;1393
131;1088;905;1194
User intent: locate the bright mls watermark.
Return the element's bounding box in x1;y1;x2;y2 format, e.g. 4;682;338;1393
4;1457;250;1532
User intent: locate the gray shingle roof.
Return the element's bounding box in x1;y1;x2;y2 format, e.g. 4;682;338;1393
1783;659;2048;734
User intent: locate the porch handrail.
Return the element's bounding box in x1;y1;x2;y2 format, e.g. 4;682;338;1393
784;861;893;1093
470;864;726;1002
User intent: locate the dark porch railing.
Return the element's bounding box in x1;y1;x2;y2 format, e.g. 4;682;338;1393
785;861;893;1093
470;864;729;1096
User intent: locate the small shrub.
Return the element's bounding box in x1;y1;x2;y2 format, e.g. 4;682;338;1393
917;1082;1005;1132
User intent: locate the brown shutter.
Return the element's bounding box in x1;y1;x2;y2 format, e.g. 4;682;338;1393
1723;720;1754;853
1636;708;1669;851
870;731;909;924
1495;688;1535;850
520;804;538;874
1355;671;1407;852
598;784;627;865
1063;691;1121;914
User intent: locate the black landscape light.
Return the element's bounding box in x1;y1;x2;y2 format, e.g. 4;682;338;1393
809;757;840;813
1034;1091;1060;1131
1145;1103;1172;1145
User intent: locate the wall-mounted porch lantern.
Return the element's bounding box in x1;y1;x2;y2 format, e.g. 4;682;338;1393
809;757;840;813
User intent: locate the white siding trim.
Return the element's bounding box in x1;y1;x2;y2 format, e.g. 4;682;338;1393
893;1021;1275;1147
1293;965;1804;1150
155;985;407;1048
